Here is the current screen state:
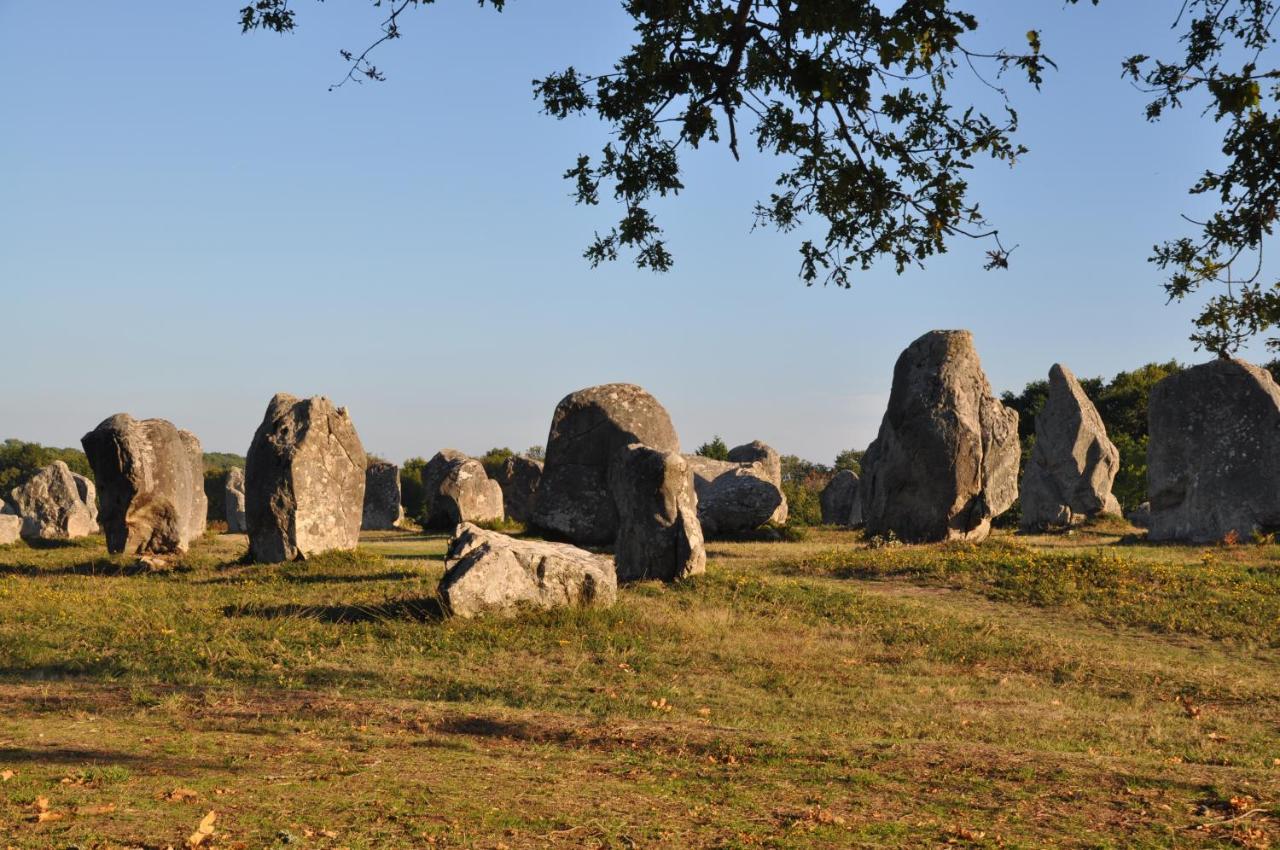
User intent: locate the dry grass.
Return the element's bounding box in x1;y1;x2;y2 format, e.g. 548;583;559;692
0;525;1277;848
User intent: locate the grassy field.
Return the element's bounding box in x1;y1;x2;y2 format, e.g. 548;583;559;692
0;523;1277;849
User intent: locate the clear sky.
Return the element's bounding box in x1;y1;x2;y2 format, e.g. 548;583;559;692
0;1;1247;464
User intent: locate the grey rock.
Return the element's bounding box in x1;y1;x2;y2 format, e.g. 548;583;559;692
362;460;404;530
685;452;785;535
610;443;705;582
531;383;680;544
860;330;1020;543
82;414;208;555
0;506;22;545
420;450;503;529
245;394;366;562
496;455;543;523
1147;358;1280;543
439;522;617;618
727;440;788;524
1127;501;1152;530
224;467;247;533
7;461;97;540
1020;364;1122;530
820;469;861;526
71;473;99;532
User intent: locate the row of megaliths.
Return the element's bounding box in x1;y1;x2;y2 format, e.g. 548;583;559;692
819;329;1280;545
10;330;1277;562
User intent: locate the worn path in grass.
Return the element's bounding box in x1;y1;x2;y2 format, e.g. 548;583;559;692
0;527;1277;848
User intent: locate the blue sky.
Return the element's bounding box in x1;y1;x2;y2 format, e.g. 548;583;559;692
0;1;1243;464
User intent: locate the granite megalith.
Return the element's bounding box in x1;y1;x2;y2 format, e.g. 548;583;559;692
439;523;617;618
224;467;247;533
7;460;97;540
685;455;785;536
820;469;862;527
610;443;705;582
245;394;366;562
420;450;503;529
531;383;680;544
495;455;543;523
1147;358;1280;543
362;460;404;530
0;504;22;545
859;330;1020;543
1019;364;1122;530
81;414;208;555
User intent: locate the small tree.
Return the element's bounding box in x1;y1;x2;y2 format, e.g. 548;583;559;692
695;436;730;461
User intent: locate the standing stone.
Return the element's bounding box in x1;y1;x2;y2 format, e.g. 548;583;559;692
224;467;247;533
439;523;617;618
532;383;680;544
1148;359;1280;543
495;455;543;523
686;455;785;535
820;469;861;526
860;330;1020;543
245;394;366;562
81;415;208;555
727;441;788;524
362;460;404;530
1127;502;1152;530
0;503;22;545
1020;364;1122;530
610;443;705;582
71;473;99;533
7;461;98;540
420;450;504;529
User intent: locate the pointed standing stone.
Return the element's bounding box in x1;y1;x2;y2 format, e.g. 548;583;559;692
245;394;366;562
860;330;1020;543
1019;364;1122;530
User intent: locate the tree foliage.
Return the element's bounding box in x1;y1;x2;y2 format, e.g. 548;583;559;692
242;1;1052;282
243;1;1280;353
695;435;730;460
1096;0;1280;355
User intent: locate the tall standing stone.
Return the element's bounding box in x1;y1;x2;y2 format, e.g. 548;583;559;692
362;460;404;530
495;455;543;523
7;461;98;541
71;472;99;533
419;450;504;529
532;383;680;544
245;394;366;562
1020;364;1122;530
820;469;861;526
860;330;1020;543
610;443;705;582
81;415;208;555
224;467;247;533
1147;359;1280;542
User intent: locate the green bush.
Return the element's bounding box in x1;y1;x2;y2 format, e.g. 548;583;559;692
694;436;729;460
401;457;428;520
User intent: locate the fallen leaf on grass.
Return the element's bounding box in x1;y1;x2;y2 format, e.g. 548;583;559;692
75;803;116;816
0;769;13;782
187;811;217;847
163;787;200;802
31;797;63;823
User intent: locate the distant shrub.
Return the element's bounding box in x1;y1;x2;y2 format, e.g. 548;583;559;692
782;478;824;527
525;445;545;461
478;447;515;478
695;436;729;460
401;457;428;519
833;449;863;475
